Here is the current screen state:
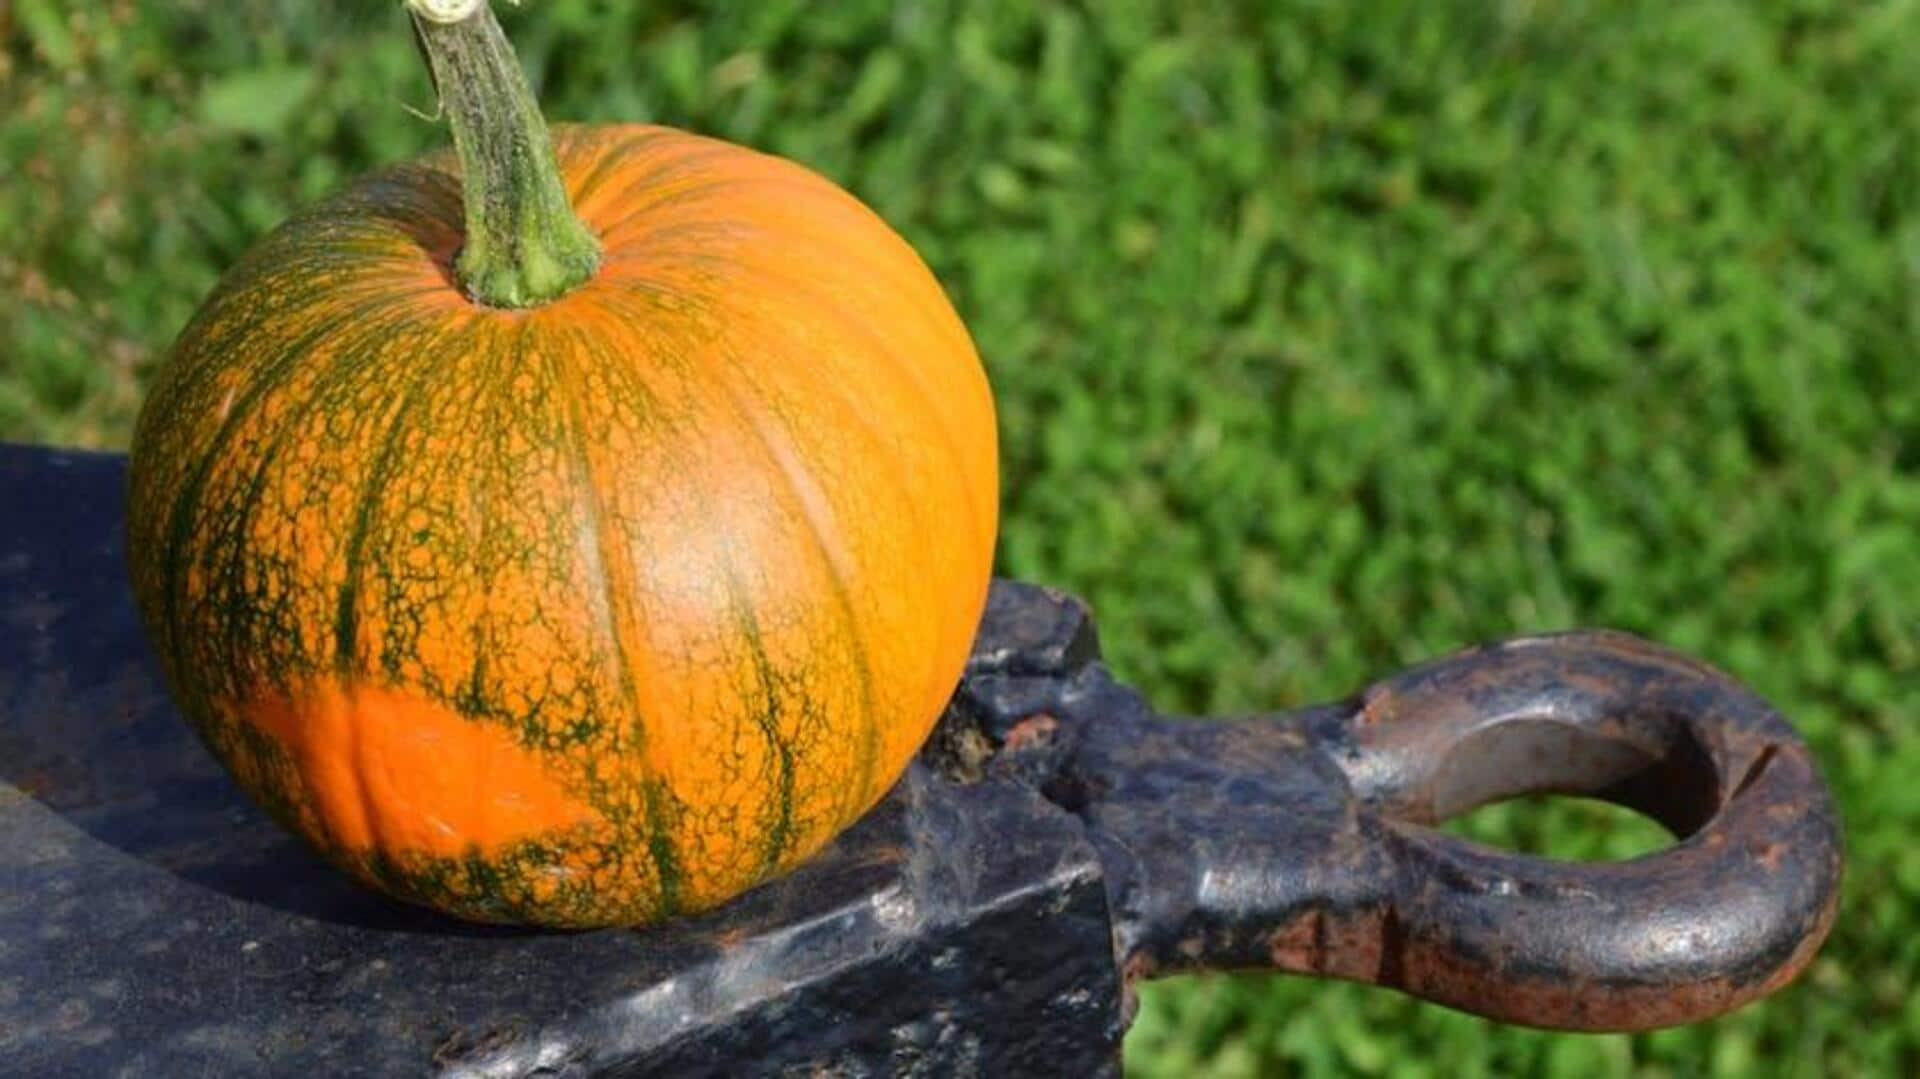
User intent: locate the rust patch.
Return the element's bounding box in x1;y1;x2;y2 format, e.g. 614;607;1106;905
1264;907;1386;983
1003;713;1058;752
15;768;60;799
1356;684;1397;726
1265;911;1319;969
1120;951;1157;986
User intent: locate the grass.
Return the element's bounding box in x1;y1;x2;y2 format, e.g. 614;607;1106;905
4;0;1916;1073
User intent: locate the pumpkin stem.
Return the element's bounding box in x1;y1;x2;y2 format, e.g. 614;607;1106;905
408;0;599;308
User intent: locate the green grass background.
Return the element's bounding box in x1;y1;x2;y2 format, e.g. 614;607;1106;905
3;0;1915;1073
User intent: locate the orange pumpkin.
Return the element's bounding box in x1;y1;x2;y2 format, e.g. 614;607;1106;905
124;1;996;926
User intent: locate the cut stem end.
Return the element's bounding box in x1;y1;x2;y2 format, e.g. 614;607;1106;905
409;0;598;308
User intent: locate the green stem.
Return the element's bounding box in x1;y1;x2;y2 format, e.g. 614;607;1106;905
409;0;598;308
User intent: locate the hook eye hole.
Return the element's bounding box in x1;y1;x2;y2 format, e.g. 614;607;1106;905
1397;716;1732;862
1421;716;1723;840
1441;794;1674;862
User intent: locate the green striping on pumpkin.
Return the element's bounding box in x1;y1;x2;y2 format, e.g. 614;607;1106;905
124;1;998;927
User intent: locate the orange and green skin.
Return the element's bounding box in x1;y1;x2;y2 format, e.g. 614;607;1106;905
124;124;999;927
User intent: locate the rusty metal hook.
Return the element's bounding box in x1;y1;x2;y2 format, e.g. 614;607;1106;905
956;589;1844;1032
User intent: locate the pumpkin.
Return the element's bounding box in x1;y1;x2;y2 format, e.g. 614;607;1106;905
124;0;997;927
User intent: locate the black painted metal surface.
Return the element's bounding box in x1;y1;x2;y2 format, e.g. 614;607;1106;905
0;445;1842;1075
